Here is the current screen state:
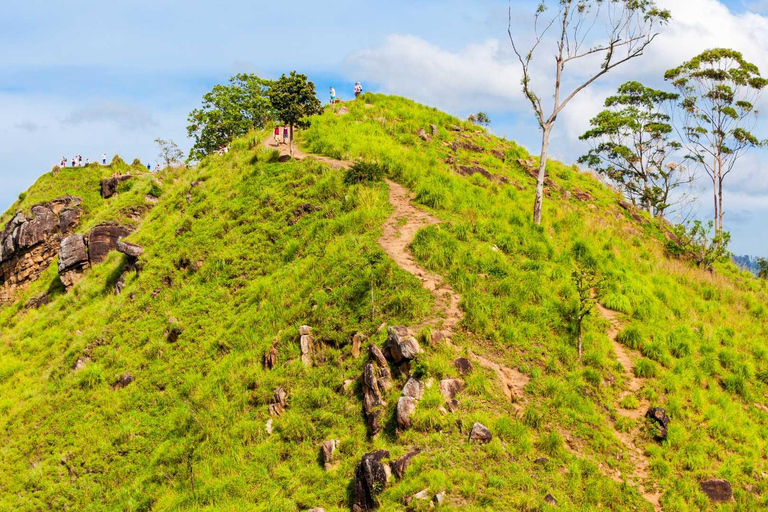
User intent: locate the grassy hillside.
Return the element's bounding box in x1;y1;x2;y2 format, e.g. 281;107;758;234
1;94;768;511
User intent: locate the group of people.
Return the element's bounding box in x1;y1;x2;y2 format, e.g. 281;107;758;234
60;153;108;167
329;82;364;104
273;125;290;145
216;145;230;156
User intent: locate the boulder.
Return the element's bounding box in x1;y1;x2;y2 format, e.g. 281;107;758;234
112;373;134;390
351;332;367;358
449;124;462;132
264;344;278;369
116;240;144;259
434;491;446;505
544;493;558;505
391;449;420;479
376;366;393;391
320;439;340;471
352;450;390;511
439;378;465;401
454;357;474;375
699;479;733;503
88;224;132;264
300;334;313;366
430;330;446;345
468;422;492;444
269;387;288;417
396;396;417;430
100;175;134;199
417;129;432;142
58;234;89;289
386;326;421;363
645;407;670;441
430;124;439;137
402;377;425;400
369;344;388;367
406;489;429;504
299;325;312;336
363;364;385;435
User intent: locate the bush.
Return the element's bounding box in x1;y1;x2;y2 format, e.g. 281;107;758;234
617;326;644;350
131;158;143;166
634;358;657;378
17;192;27;202
666;220;730;271
148;182;163;198
265;149;281;163
343;161;386;185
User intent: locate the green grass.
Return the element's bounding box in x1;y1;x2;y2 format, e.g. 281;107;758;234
1;94;768;510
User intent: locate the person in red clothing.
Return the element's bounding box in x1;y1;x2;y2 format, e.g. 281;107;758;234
274;125;281;144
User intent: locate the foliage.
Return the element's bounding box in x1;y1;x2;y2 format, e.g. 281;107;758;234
343;161;386;185
186;73;272;161
758;257;768;280
665;48;768;233
155;138;185;169
468;112;490;126
579;81;690;218
666;220;730;271
267;71;323;154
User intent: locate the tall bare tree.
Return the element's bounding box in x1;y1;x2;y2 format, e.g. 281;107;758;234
509;0;671;224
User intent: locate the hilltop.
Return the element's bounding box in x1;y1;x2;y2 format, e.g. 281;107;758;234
1;94;767;511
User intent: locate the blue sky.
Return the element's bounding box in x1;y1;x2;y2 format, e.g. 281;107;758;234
2;0;768;253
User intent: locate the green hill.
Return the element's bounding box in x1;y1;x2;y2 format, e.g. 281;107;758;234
1;94;767;511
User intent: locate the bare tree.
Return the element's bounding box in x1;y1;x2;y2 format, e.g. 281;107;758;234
509;0;671;224
155;138;185;169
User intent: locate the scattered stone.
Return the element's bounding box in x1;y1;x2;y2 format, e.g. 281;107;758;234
73;356;90;371
430;330;446;345
100;175;134;199
406;489;429;504
299;325;312;336
386;326;421;363
458;165;495;182
417;129;432;142
396;396;417;430
58;234;89;289
430;124;439;137
112;373;134;390
376;322;387;333
264;344;278;369
88;224;133;264
376;365;393;391
468;422;492;444
353;450;391;511
391;449;420;479
453;357;473;375
351;332;367;358
449;125;462;132
114;272;127;295
645;407;670;441
534;457;549;465
116;240;144;259
288;203;320;226
167;317;182;343
269;387;288;417
491;149;506;161
456;141;484;153
363;364;385;435
434;491;446;505
265;418;273;434
699;479;733;503
369;344;388;367
544;493;558;505
439;378;465;401
402;377;425;400
300;333;314;366
320;439;340;471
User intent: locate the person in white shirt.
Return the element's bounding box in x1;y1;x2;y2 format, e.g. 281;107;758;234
330;87;336;104
102;153;107;165
354;82;363;98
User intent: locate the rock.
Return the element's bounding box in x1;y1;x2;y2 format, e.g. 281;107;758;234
307;509;325;512
645;407;670;441
446;399;459;413
73;356;90;371
391;449;420;479
58;234;89;289
468;422;492;443
534;457;549;465
376;366;393;391
116;240;143;259
544;493;558;505
434;491;446;505
58;208;82;233
264;344;278;369
439;378;465;401
430;124;439;137
265;418;273;434
114;271;127;295
396;396;417;430
353;450;390;511
351;332;367;358
458;165;496;182
24;293;49;309
300;334;313;366
407;489;429;504
100;175;133;199
491;149;506;161
299;325;312;336
453;357;473;375
430;330;446;345
320;439;340;471
269;387;288;417
112;373;134;390
363;364;385;435
417;129;432;142
337;106;349;115
166;317;182;343
369;344;388;367
699;479;733;503
449;124;462;132
341;379;355;394
386;326;421;363
402;377;425;400
88;224;132;264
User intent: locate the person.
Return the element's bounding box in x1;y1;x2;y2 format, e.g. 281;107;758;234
155;163;160;172
71;157;76;167
85;158;89;166
330;87;336;104
102;153;107;165
147;163;151;171
354;82;363;98
274;125;281;144
282;125;289;144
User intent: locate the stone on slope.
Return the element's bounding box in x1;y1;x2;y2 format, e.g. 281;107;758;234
269;387;288;417
352;450;390;511
351;332;367;358
58;234;89;289
391;449;420;480
699;479;733;503
386;326;421;363
320;439;340;471
362;364;385;435
402;377;425;400
453;357;473;375
116;240;144;259
468;422;492;443
439;378;465;401
88;224;132;264
264;344;278;369
100;175;134;199
645;407;670;441
112;373;134;390
396;396;417;430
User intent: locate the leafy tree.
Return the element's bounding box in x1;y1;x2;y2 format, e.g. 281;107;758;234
666;220;730;271
758;257;768;280
267;72;323;157
155;138;185;169
509;0;671;225
468;112;491;126
665;49;768;235
186;74;272;161
579;82;692;219
570;241;601;359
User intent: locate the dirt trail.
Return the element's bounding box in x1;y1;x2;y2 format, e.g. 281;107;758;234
263;133;353;170
596;302;660;510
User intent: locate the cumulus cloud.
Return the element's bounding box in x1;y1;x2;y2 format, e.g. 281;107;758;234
62;103;156;131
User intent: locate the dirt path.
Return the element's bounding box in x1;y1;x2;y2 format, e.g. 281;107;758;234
263;132;353;170
595;302;660;510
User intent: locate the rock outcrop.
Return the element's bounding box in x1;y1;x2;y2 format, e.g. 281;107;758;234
352;450;391;511
645;407;670;441
299;325;314;366
386;326;421;363
391;449;420;479
58;224;132;290
699;479;733;503
0;196;82;302
100;175;134;199
269;387;288;417
362;363;385;435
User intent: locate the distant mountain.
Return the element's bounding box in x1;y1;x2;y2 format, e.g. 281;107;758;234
733;254;760;276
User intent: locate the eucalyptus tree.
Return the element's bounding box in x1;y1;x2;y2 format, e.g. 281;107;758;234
509;0;671;224
579;81;692;219
665;49;768;234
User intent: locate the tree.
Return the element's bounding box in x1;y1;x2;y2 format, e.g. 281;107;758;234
509;0;670;225
666;220;730;271
155;139;185;169
758;257;768;280
579;81;693;219
665;49;768;235
267;72;323;157
572;264;600;360
469;112;491;126
186;73;272;161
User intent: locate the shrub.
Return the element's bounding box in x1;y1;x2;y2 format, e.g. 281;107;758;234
665;220;730;271
620;395;640;409
343;161;386;185
537;431;564;457
617;326;643;350
634;358;657;378
131;158;143;166
265;149;281;163
148;182;163;198
17;192;27;202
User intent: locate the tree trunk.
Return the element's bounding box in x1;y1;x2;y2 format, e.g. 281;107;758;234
533;125;552;225
718;176;724;235
289;124;294;157
711;176;719;234
577;319;583;360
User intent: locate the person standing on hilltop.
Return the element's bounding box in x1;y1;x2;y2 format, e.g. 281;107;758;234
102;153;107;165
354;82;363;98
330;87;336;104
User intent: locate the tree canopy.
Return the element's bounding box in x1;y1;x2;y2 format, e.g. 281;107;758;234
186;74;272;161
267;72;323;156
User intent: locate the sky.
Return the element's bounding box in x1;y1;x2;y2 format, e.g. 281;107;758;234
1;0;767;254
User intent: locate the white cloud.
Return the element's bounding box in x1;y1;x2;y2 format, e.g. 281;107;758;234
62;103;157;131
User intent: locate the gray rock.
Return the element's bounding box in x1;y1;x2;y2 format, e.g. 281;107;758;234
544;493;558;505
369;344;388;367
386;326;421;363
351;332;367;358
439;378;465;401
468;422;492;443
299;325;312;336
264;344;278;369
645;407;670;441
353;450;390;511
396;396;417;430
116;240;144;258
391;449;420;479
269;387;288;417
320;439;340;471
100;175;133;198
300;334;313;366
402;377;425;400
430;124;439;137
454;357;473;375
112;373;134;390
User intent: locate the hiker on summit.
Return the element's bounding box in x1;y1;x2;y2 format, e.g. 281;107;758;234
330;87;336;104
102;153;107;165
354;82;363;98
